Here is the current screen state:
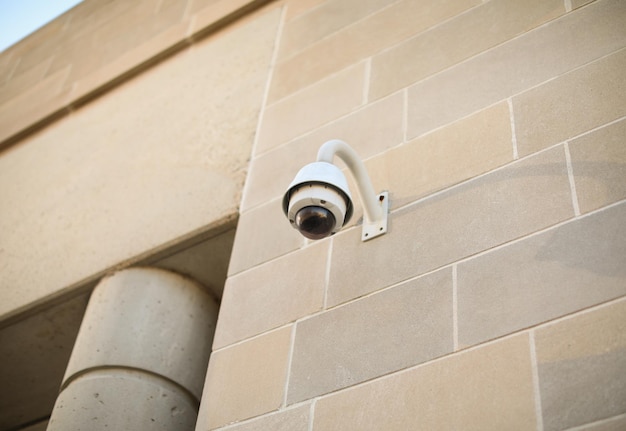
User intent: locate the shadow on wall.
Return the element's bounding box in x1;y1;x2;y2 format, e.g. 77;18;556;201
536;199;626;278
388;147;624;276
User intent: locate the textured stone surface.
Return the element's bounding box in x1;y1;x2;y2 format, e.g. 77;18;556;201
457;201;626;347
214;242;327;349
0;57;53;104
197;326;292;430
256;61;366;153
384;102;513;207
70;19;189;101
313;334;536;430
189;0;263;35
227;198;304;276
328;146;574;306
535;299;626;431
406;0;626;139
212;404;311;431
569;119;626;214
268;0;480;103
284;0;326;22
63;268;218;399
2;1;625;430
278;0;395;60
0;66;72;143
571;415;626;431
571;0;597;9
0;8;280;320
0;0;267;145
370;0;564;100
513;47;626;156
152;228;235;299
48;369;198;431
288;268;453;403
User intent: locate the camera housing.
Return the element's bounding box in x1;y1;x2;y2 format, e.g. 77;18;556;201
282;162;353;240
283;139;388;242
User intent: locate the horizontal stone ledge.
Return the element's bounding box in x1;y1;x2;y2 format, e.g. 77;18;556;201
0;0;272;152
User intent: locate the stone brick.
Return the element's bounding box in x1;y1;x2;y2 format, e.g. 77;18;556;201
45;34;99;84
313;334;537;430
227;198;304;276
66;0;136;31
242;92;403;210
570;416;626;431
0;66;72;144
91;1;157;46
9;16;69;76
0;58;52;105
572;0;596;9
569;118;626;214
188;0;259;35
514;48;626;157
71;20;190;102
268;0;480;103
384;102;513;208
457;201;626;347
0;9;279;320
152;0;188;33
370;0;564;101
186;0;223;16
406;0;626;139
287;268;452;404
256;61;366;153
199;326;292;429
279;0;395;60
92;2;163;67
214;404;310;431
0;52;18;82
242;142;315;212
284;0;327;22
535;299;626;431
328;146;574;307
289;91;404;160
214;242;327;349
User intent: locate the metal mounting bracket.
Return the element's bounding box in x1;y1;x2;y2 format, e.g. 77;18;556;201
361;192;389;241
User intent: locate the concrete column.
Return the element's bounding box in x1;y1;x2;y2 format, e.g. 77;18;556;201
47;267;218;431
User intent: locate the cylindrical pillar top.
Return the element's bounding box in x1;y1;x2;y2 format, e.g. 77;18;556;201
63;267;218;400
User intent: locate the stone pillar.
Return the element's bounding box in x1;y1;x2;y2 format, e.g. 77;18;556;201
47;267;218;431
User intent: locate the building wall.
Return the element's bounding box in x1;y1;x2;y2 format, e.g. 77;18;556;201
0;1;278;429
0;0;624;430
198;0;626;430
0;0;279;320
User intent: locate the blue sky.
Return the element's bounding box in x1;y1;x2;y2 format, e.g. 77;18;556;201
0;0;83;52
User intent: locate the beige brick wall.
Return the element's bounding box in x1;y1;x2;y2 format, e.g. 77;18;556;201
0;0;624;429
0;0;267;148
0;1;280;320
200;0;626;430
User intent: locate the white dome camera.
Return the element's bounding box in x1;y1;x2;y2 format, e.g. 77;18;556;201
282;162;354;240
282;140;389;242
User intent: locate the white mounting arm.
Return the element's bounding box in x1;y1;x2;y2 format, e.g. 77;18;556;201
317;140;389;241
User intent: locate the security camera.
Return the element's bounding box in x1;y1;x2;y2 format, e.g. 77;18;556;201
282;162;354;240
282;140;389;242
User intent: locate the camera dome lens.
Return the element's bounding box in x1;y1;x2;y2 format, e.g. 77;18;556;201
295;206;336;240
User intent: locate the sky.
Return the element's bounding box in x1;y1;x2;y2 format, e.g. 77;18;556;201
0;0;83;52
